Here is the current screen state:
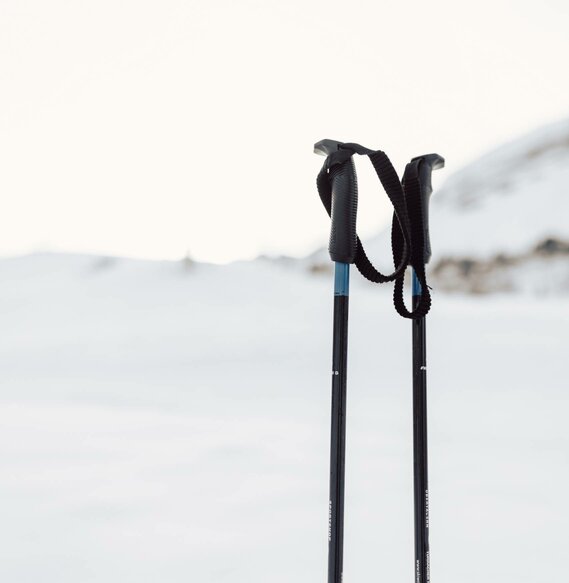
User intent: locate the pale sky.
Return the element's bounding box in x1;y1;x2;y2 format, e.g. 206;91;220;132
2;0;568;263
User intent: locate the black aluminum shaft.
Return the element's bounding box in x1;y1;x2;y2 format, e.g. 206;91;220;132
327;264;350;583
412;283;430;583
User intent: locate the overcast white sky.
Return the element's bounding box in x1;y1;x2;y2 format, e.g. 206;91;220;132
1;0;568;263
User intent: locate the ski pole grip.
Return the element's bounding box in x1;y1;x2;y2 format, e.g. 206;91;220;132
314;140;358;264
408;153;445;264
328;159;358;263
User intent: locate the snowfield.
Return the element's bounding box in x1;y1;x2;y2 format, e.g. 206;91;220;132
0;253;566;583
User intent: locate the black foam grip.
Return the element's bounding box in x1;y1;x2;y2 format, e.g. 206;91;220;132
328;159;358;263
406;154;444;264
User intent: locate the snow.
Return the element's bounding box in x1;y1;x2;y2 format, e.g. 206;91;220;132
0;252;567;582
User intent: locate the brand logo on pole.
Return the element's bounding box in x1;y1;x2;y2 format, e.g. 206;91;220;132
328;500;332;541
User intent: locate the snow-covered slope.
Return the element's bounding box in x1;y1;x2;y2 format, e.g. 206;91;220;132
0;252;567;583
430;118;569;293
307;118;569;294
433;117;569;258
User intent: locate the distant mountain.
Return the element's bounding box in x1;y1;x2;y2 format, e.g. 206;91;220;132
307;118;569;295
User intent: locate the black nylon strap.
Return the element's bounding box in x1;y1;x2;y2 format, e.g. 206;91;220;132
393;159;431;319
316;143;432;319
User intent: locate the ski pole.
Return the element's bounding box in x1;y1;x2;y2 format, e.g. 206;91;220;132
412;267;430;583
403;155;444;583
314;140;359;583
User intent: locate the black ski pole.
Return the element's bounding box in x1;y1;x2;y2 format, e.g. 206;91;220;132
314;140;359;583
328;260;349;583
404;155;444;583
412;267;430;583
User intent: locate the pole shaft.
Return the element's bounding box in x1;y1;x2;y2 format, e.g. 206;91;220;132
328;263;350;583
412;270;430;583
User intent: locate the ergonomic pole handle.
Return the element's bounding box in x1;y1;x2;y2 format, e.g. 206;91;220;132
404;153;445;264
314;140;359;264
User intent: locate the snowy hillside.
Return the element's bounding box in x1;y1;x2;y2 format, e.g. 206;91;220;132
0;252;567;583
307;118;569;294
433;117;569;258
430;118;569;293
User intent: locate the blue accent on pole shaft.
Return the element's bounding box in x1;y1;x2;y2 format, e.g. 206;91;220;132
334;263;350;296
412;269;422;297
